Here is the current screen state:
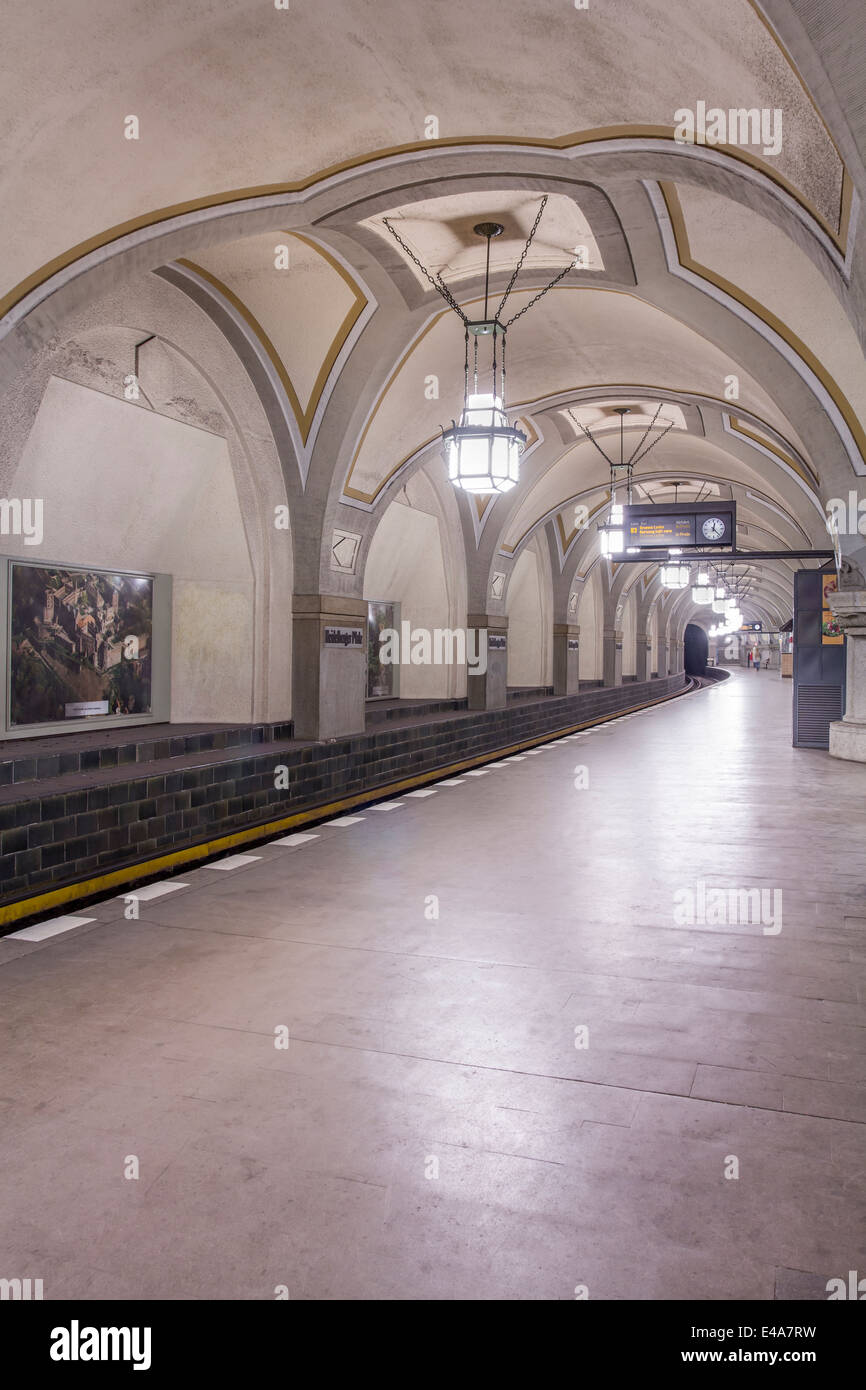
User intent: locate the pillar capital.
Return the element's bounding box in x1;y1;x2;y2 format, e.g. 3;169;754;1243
828;590;866;631
467;612;508;631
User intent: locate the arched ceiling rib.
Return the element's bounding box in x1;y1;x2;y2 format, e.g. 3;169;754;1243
341;286;803;504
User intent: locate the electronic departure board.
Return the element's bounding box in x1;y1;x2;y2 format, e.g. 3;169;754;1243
626;515;694;546
622;502;735;549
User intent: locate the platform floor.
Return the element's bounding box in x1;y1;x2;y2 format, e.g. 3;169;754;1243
1;671;864;1300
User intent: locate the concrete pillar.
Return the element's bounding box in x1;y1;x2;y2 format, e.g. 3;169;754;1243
656;636;669;676
673;638;685;672
634;633;652;682
552;623;580;696
467;612;508;710
828;590;866;761
603;627;623;687
292;595;367;740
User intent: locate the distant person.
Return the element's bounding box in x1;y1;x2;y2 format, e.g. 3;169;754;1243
764;655;770;670
746;650;752;667
754;650;761;671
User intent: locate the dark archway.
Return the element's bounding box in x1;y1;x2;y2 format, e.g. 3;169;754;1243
684;622;709;676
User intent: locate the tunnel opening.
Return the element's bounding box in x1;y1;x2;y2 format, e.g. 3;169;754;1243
684;622;709;676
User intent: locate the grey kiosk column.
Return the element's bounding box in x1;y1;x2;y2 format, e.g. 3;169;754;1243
292;595;368;740
552;623;580;696
467;613;508;710
602;627;623;687
828;588;866;761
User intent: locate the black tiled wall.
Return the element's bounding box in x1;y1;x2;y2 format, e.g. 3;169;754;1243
0;678;685;906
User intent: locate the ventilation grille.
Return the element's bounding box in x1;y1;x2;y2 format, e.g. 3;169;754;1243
796;684;842;748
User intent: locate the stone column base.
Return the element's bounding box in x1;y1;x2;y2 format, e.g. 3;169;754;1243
829;719;866;762
292;594;368;740
552;623;580;696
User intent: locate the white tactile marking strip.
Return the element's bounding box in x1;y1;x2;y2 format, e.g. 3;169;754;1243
270;833;320;847
121;881;190;901
205;854;263;870
406;788;437;798
326;816;366;826
9;915;97;942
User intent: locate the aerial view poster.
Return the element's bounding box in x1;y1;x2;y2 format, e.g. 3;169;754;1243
9;563;153;726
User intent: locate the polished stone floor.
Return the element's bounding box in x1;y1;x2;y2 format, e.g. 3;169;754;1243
1;672;864;1300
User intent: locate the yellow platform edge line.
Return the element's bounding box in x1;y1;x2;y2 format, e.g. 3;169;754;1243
0;680;694;929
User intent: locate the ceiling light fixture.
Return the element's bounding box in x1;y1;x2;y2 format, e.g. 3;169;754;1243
661;564;689;589
383;200;576;493
568;401;675;558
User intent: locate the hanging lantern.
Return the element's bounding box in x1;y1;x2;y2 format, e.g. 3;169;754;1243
599;526;624;557
385;207;577;495
697;571;709;586
715;585;726;598
443;391;525;493
711;597;726;614
661;564;689;589
691;585;713;604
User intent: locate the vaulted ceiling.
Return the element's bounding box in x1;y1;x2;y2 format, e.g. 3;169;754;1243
3;0;865;629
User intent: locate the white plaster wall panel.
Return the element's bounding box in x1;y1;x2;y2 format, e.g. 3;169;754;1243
170;581;253;722
532;532;554;686
363;500;451;698
578;565;604;680
506;547;544;688
621;586;637;676
1;0;841;303
7;376;255;721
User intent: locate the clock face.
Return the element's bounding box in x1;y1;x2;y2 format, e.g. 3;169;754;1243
702;516;726;541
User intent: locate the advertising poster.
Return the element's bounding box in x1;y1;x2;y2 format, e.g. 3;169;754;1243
821;573;843;645
366;600;398;698
9;563;153;726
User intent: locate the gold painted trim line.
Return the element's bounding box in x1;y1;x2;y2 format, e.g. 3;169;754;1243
548;494;609;559
659;180;865;468
728;415;818;488
1;112;850;322
0;679;694;931
177;235;366;446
